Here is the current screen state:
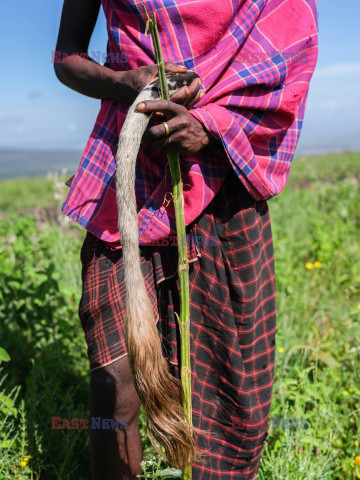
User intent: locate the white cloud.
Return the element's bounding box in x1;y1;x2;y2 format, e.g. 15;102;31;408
310;99;338;110
28;91;43;100
308;97;360;111
306;97;360;123
0;115;22;124
315;62;360;78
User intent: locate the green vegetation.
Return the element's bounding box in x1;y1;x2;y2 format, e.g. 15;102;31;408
0;151;359;479
0;176;54;213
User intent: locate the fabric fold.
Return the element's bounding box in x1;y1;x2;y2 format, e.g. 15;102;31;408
61;0;318;247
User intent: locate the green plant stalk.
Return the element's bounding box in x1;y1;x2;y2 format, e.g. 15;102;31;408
141;5;193;480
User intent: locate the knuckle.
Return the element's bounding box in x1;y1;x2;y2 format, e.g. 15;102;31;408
180;116;189;128
173;90;184;99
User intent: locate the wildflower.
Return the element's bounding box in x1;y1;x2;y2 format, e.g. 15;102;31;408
20;455;30;468
305;262;314;270
314;261;322;268
358;305;360;310
328;327;334;334
355;455;360;466
278;347;284;353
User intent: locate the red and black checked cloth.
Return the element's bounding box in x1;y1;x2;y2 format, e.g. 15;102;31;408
78;168;276;479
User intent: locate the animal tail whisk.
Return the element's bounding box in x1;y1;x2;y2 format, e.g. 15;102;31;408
115;72;202;471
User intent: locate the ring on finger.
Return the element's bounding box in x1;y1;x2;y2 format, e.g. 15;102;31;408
162;122;170;137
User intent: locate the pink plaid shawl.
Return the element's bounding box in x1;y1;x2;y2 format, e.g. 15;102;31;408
62;0;318;246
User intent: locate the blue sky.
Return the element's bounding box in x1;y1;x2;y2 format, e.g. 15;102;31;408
0;0;359;154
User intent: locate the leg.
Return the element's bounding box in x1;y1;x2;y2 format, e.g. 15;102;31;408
90;355;143;480
181;171;276;479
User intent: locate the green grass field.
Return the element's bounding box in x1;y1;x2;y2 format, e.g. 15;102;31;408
0;151;359;479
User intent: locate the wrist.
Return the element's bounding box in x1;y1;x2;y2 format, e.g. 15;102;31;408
202;128;217;148
105;70;137;104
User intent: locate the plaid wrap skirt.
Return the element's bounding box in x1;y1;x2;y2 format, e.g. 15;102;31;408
78;168;276;480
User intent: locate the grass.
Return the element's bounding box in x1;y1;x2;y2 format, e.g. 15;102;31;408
0;176;55;213
0;151;359;479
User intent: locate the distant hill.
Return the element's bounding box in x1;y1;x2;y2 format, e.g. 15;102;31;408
2;146;360;181
0;149;83;180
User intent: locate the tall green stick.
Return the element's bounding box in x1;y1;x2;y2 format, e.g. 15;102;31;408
141;6;193;480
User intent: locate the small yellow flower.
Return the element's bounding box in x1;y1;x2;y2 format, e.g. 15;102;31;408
20;456;29;468
357;304;360;310
305;262;314;270
355;455;360;466
314;261;322;268
357;474;360;479
278;347;284;353
328;327;334;334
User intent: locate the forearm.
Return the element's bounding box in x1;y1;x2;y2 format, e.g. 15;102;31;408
54;53;134;104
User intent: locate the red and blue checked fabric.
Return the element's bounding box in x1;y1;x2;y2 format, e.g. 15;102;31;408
62;0;318;247
78;168;277;478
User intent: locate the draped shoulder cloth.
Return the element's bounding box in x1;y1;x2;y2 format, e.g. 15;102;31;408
62;0;318;246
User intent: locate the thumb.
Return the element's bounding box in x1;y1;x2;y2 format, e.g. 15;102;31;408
164;61;187;73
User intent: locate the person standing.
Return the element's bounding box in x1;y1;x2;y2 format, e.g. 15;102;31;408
54;0;318;478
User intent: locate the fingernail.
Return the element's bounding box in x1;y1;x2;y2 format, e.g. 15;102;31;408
198;79;202;86
200;90;205;97
180;65;187;70
185;87;190;95
137;102;145;110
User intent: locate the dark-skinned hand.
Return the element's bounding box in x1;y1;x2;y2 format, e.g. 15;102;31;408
126;61;204;108
137;99;214;155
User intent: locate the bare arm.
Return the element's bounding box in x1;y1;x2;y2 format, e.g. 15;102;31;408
54;0;203;106
54;0;137;103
